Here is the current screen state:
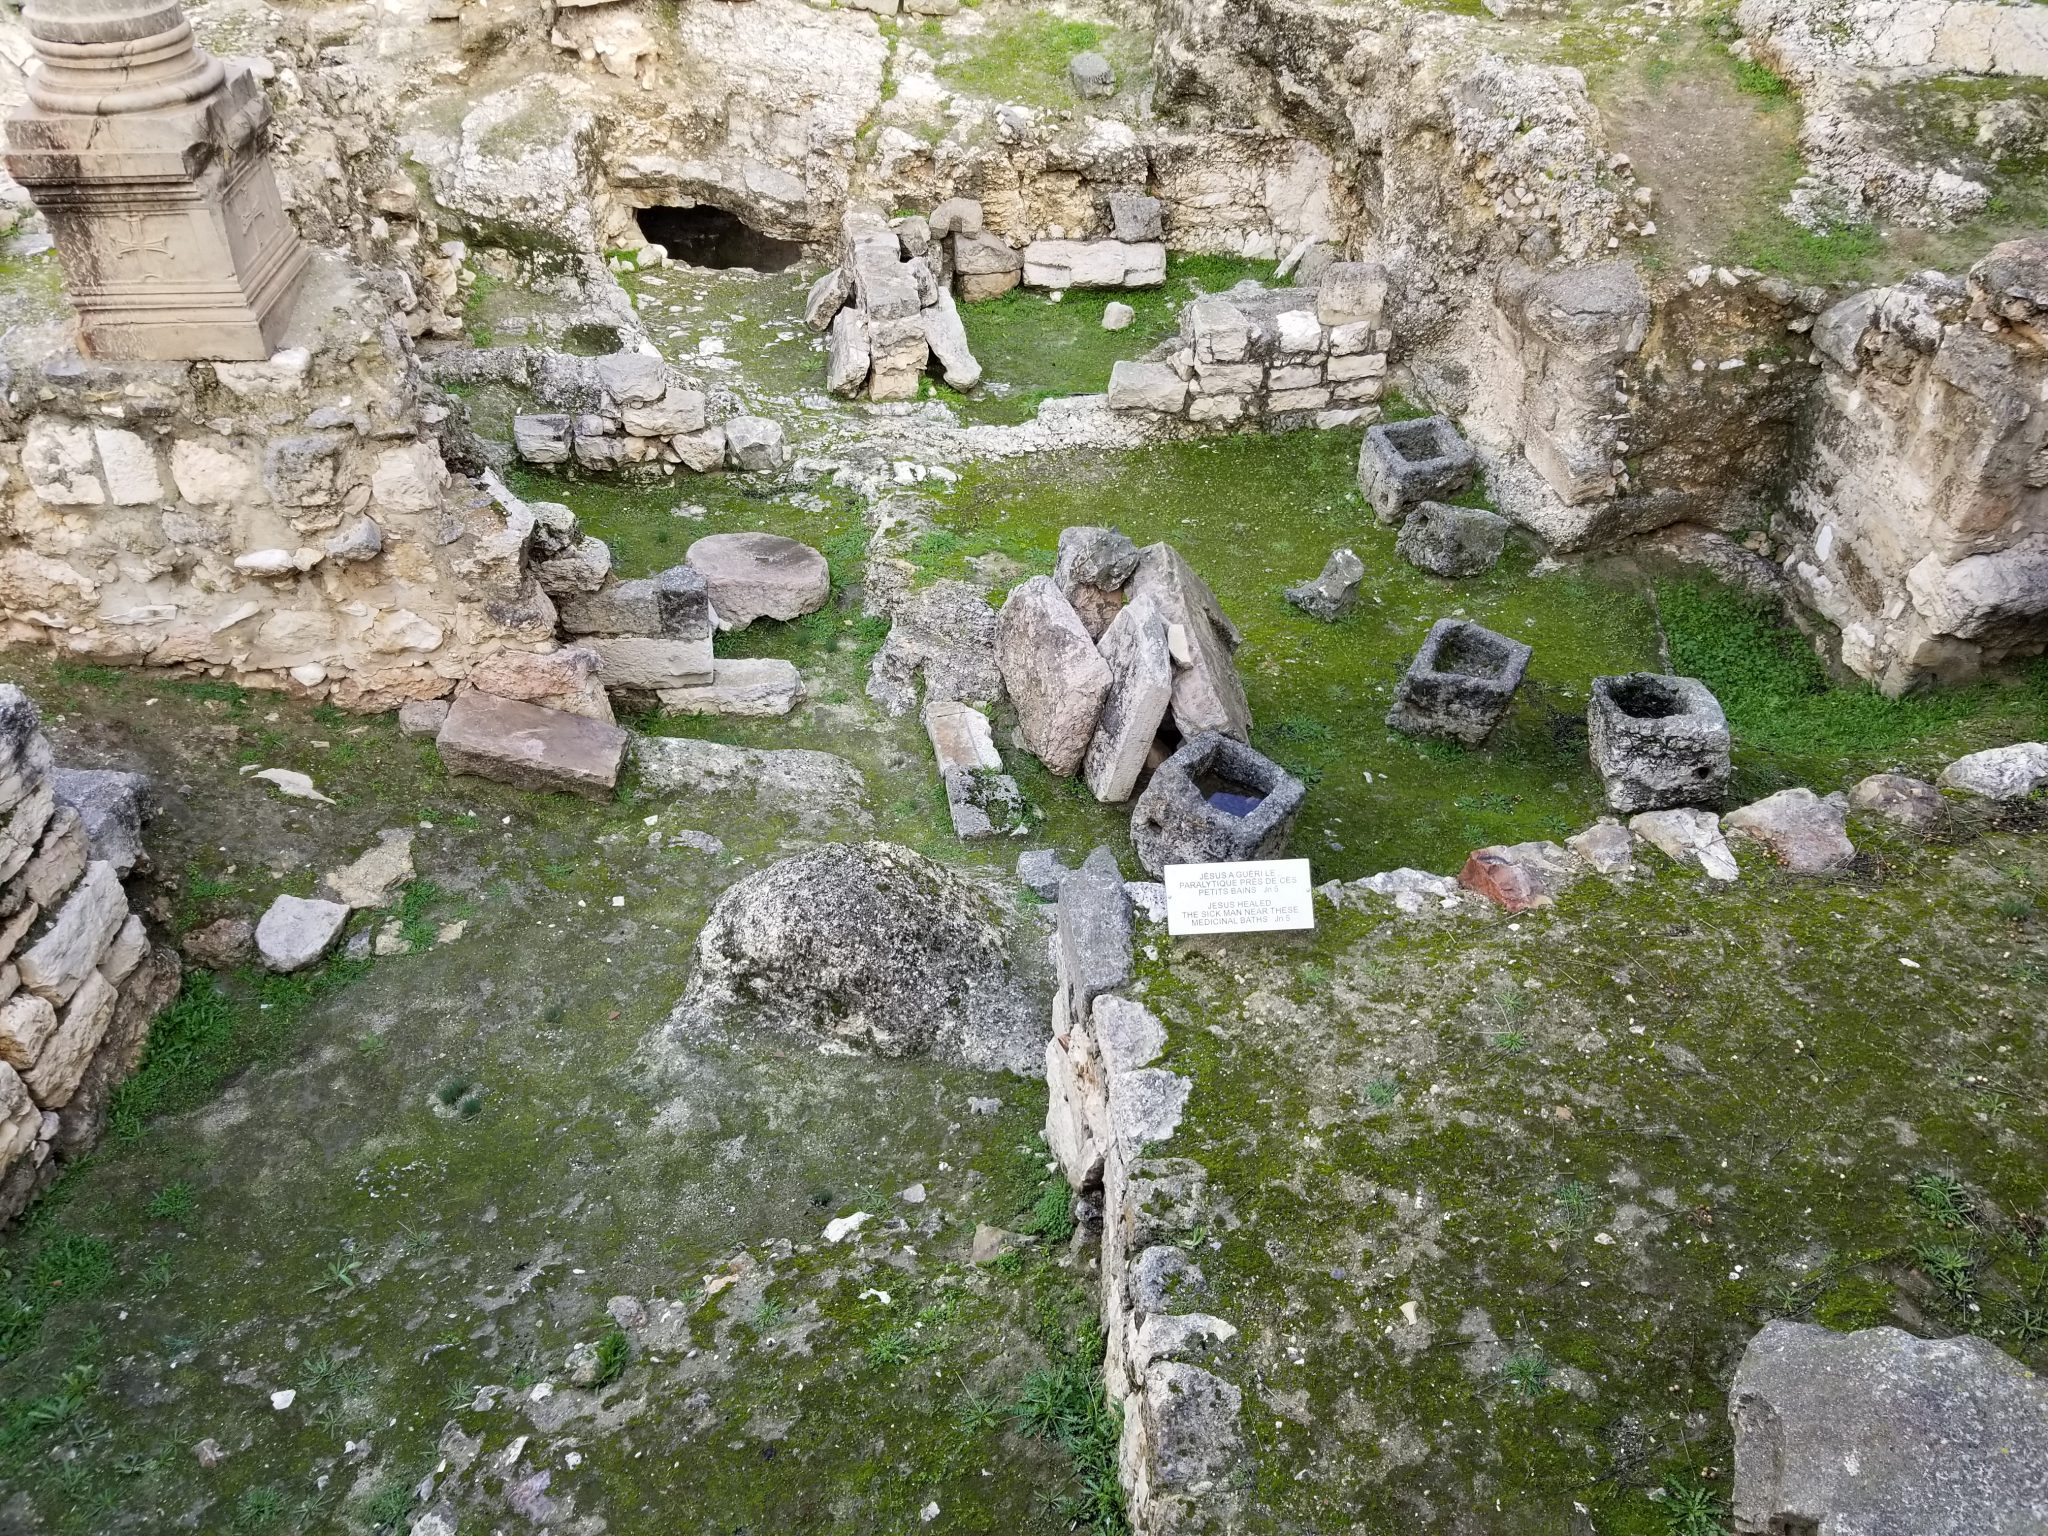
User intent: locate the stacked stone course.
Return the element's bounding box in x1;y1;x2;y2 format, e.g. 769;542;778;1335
0;687;177;1229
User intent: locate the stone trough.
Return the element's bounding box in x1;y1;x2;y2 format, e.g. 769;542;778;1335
1587;672;1731;813
1130;732;1306;877
1359;415;1478;524
1385;618;1530;746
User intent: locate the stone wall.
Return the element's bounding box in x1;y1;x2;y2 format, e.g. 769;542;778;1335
0;256;556;710
1772;240;2048;693
0;687;179;1228
1043;854;1249;1536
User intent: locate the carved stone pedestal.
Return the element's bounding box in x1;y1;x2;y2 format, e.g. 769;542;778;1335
3;0;307;361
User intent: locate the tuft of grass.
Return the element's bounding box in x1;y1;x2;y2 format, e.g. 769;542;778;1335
1501;1349;1554;1398
395;878;441;952
1017;1182;1076;1244
1658;1475;1730;1536
145;1181;194;1221
1910;1171;1978;1229
1916;1241;1977;1304
593;1325;629;1387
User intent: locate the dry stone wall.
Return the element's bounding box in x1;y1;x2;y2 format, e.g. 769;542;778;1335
0;256;557;710
0;687;179;1229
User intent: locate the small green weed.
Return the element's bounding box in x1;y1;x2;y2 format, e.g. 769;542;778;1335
1501;1349;1553;1398
145;1181;194;1221
593;1325;629;1386
1910;1171;1978;1229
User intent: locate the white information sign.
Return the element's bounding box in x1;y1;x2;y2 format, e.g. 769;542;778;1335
1163;859;1316;937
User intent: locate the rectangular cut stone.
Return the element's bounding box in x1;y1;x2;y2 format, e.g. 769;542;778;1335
1107;360;1187;416
654;658;803;718
101;912;148;985
1128;544;1252;742
1189;395;1245;425
0;780;55;885
1269;387;1333;412
1328;320;1376;355
585;635;715;690
23;966;115;1108
19;805;86;911
1270;365;1326;391
1084;595;1175;803
1327;351;1388;381
17;860;124;1005
1193;361;1262;394
435;691;626;800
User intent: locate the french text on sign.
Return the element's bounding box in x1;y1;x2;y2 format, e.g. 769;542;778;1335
1163;859;1316;937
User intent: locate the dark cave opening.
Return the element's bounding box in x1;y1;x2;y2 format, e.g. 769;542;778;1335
633;204;805;272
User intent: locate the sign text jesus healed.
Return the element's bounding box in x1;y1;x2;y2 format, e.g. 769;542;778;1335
1163;859;1315;937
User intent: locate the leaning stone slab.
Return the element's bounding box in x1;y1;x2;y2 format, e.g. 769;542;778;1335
804;265;851;331
1128;543;1252;743
1458;840;1580;912
436;692;627;800
1286;547;1365;622
995;576;1113;777
1588;673;1731;814
254;895;350;974
17;861;125;1005
1938;741;2048;800
1730;1320;2048;1536
1056;856;1133;1040
656;659;804;718
1723;788;1855;874
1084;595;1174;804
1630;808;1739;881
687;532;831;630
920;289;983;391
826;308;870;397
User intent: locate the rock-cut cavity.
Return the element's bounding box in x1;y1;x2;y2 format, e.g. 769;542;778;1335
670;841;1044;1072
634;204;804;272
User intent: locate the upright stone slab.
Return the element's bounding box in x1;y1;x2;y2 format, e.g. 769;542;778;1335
3;0;308;360
1083;595;1174;804
994;577;1113;778
1127;544;1252;743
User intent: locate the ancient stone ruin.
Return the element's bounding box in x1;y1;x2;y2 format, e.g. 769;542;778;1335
0;0;2041;1531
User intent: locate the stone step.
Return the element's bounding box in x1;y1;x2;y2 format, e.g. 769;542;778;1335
435;691;626;800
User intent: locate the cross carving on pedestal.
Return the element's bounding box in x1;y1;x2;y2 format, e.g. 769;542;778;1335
111;215;172;282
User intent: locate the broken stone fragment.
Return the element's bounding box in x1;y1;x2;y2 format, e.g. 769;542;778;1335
1108;192;1163;243
51;768;147;876
318;830;418;911
950;231;1022;301
1937;741;2048;800
254;895;350;974
182;917;254;971
1102;300;1134;331
397;699;451;739
17;861;124;1005
920;289;983;392
1128;543;1251;743
722;416;786;472
995;577;1113;777
804;265;852;332
1285;548;1366;621
1722;787;1855;874
1564;819;1634;876
1847;771;1942;832
1629;807;1738;880
826;308;871;397
924;699;1020;839
1457;840;1581;912
929;198;982;238
1106;360;1186;415
1068;50;1115;98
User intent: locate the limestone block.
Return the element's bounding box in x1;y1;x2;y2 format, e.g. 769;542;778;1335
724;417;787;473
254;895;350;974
1327;351;1388;381
1109;192;1164;243
687;532;830;628
594;351;668;406
921;289;983;392
930;198;983;237
851;232;922;321
23;420;103;506
656;658;804;718
262;435;342;507
0;1057;36;1169
996;577;1113;777
1193;361;1261;394
371;441;448;514
924;698;1021;839
1084;595;1174;804
1848;772;1943;832
1938;742;2048;800
867;315;930;400
324;517;383;564
573;433;630;472
1328;320;1376;356
19;806;86;912
1127;543;1251;743
536;537;613;597
1274;309;1324;355
1189;298;1251;364
952;231;1022;301
16;861;124;1005
468;646;615;722
1269;386;1334;412
673;427;727;473
0;781;54;886
23;967;115;1109
101;913;148;985
1723;788;1856;875
514;414;574;465
1630;808;1739;881
0;992;57;1071
584;635;715;690
1069;50;1116;99
1269;364;1325;391
804;266;851;332
621;386;708;438
93;429;163;506
1188;395;1245;425
1107;360;1188;415
1315;261;1388;328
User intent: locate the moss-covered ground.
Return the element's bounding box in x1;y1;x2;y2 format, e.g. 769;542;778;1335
1131;795;2047;1532
0;657;1109;1535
